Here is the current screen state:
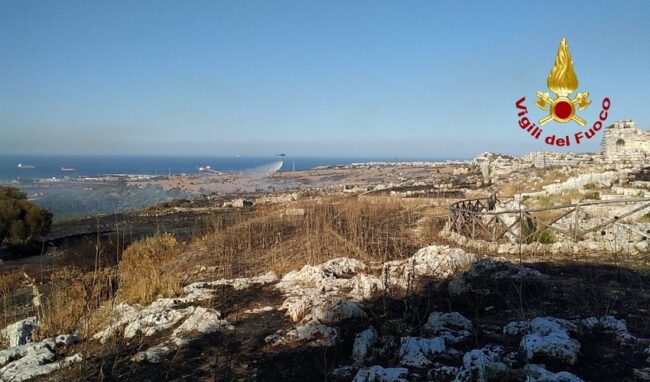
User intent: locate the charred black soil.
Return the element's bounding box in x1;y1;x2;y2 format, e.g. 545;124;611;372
39;260;650;382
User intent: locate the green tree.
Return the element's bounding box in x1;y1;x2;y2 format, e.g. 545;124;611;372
0;186;52;249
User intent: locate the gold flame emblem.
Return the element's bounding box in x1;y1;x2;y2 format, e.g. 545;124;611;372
535;38;591;126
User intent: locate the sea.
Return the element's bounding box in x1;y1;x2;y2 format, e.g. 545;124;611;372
0;155;452;181
0;154;461;218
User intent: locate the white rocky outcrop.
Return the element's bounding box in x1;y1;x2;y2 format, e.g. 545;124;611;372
504;317;580;366
352;327;378;364
94;299;231;344
265;322;339;347
0;317;38;348
352;365;409;382
131;343;171;363
0;334;82;382
173;306;231;337
452;345;507;382
424;312;472;344
261;257;363;345
311;299;367;324
118;303;234;363
524;364;584;382
242;306;275;314
579;315;639;344
284;208;306;216
349;274;385;300
255;192;299;205
92;276;247;364
94;273;256;346
540;171;623;196
269;246;476;347
382;246;475;295
183;271;278;300
398;336;445;367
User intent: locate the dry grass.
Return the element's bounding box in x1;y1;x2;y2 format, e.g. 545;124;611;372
195;196;430;277
118;233;184;305
0;270;24;327
18;233;182;340
0;195;438;346
525;189;601;211
500;169;572;197
36;266;116;339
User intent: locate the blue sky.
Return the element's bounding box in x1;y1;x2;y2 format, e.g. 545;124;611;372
1;0;649;158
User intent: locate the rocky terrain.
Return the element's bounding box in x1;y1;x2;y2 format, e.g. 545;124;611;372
1;120;650;381
2;245;649;381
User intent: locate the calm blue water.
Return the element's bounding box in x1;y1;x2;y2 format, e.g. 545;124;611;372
0;155;448;181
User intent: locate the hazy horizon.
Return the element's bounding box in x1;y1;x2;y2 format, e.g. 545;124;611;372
2;1;649;157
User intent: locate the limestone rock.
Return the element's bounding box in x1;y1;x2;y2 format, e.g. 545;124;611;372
132;344;170;363
452;345;506;382
265;322;339;347
172;306;233;336
310;299;367;324
423;312;472;345
0;317;38;347
352;327;378;364
398;336;445;367
352;365;409;382
349;274;385;300
505;317;580;366
424;312;472;333
0;338;82;381
524;364;584;382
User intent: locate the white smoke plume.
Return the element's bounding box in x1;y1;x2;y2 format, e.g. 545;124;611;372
238;160;283;178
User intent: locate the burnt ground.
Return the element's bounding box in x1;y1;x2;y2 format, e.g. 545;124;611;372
40;259;650;382
0;209;226;325
0;208;231;280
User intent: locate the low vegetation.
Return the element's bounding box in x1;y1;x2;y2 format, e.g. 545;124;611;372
0;270;24;328
525;189;600;210
0;196;431;341
118;233;184;305
0;189;648;381
198;196;431;277
499;168;573;197
522;218;556;244
36;267;116;339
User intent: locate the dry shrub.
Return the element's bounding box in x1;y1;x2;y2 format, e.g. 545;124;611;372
37;266;116;339
0;270;24;326
119;233;183;305
201;206;297;278
201;196;425;277
500;169;572;197
311;197;420;261
422;214;447;242
525;189;598;211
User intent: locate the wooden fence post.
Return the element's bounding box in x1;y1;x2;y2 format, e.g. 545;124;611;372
518;206;524;263
573;203;580;242
492;218;496;242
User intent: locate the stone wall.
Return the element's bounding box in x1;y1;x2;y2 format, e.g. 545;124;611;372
602;120;650;163
521;151;599;168
439;225;643;257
